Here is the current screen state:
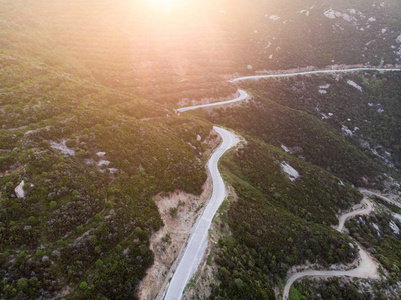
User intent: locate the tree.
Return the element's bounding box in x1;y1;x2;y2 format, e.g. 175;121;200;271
17;278;28;292
95;259;103;268
79;281;88;290
135;226;143;235
49;201;57;209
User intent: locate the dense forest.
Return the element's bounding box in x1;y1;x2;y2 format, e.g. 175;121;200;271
234;72;401;170
203;138;361;299
1;0;401;299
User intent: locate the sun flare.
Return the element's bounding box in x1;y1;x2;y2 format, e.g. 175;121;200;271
147;0;181;10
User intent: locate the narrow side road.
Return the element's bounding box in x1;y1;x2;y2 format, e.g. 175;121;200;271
282;245;379;300
177;89;249;112
282;197;379;300
337;197;373;232
163;126;237;300
360;188;401;209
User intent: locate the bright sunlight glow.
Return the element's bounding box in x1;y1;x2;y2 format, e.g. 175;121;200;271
147;0;182;11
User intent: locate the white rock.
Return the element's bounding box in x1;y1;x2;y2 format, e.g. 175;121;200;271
269;15;280;21
342;13;352;22
319;84;330;89
98;160;111;167
368;17;376;22
197;135;201;141
50;139;75;156
281;162;300;181
396;35;401;43
299;10;310;16
394;214;401;222
247;65;253;70
377;108;384;113
341;125;353;137
372;223;381;237
324;8;353;22
347;80;363;91
96;152;106;157
390;220;400;235
15;180;25;198
381;28;387;34
319;90;327;94
281;145;291;153
108;168;118;174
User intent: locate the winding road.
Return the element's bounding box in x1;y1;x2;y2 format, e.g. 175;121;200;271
282;244;379;300
229;67;401;83
360;189;401;210
337;198;373;232
282;197;378;300
164;127;237;300
177;89;249;112
164;67;400;299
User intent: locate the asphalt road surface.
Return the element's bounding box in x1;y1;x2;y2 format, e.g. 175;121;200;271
164;126;236;300
229;67;401;83
177;89;249;112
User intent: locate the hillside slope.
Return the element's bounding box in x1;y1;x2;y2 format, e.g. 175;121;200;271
1;0;401;299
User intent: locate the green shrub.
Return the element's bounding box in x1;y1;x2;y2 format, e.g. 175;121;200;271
79;281;88;290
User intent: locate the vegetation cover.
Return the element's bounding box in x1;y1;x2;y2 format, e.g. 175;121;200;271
206;139;361;299
1;0;401;299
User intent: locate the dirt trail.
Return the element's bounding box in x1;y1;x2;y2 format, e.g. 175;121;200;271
337;197;373;232
282;197;379;300
360;188;401;209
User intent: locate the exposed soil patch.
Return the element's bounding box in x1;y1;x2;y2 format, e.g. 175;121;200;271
137;130;221;300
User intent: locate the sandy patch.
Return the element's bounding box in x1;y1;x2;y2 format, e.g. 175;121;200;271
138;182;213;300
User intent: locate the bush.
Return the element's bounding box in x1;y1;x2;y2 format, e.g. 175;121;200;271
79;281;88;290
27;216;36;224
94;213;102;222
95;259;103;268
